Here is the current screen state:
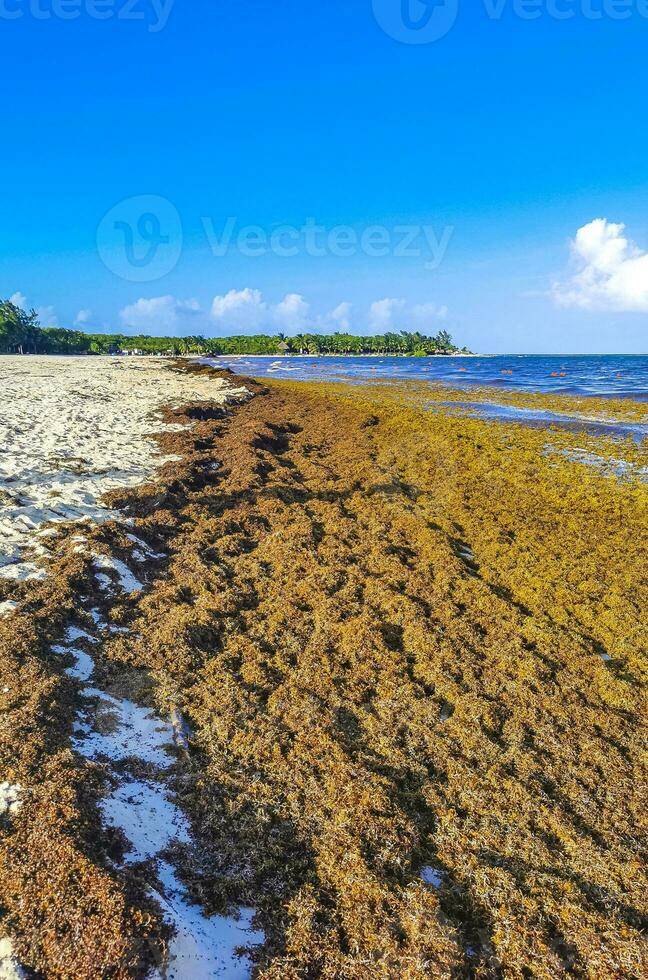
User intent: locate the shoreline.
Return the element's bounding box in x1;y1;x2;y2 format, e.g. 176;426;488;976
0;358;646;978
4;350;648;357
208;350;482;358
203;354;648;402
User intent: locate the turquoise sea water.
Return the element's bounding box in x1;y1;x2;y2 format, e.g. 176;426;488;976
207;354;648;398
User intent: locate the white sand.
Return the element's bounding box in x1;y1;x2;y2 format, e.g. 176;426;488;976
0;356;246;581
0;789;23;979
0;783;21;817
93;555;144;594
61;626;263;977
0;938;26;980
0;356;261;975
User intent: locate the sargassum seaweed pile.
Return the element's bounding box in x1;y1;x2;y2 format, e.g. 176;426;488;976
0;364;646;978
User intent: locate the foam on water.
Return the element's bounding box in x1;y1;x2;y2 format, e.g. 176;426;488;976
204;353;648;398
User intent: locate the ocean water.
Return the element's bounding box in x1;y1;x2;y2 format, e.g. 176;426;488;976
204;353;648;449
435;401;647;445
209;354;648;399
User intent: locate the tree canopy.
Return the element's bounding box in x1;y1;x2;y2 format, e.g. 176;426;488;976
0;300;468;357
0;301;40;353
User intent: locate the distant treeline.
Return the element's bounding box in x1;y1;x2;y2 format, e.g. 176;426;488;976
0;299;468;357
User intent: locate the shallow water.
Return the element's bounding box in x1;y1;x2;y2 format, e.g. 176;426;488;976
439;401;648;444
206;354;648;398
205;353;648;446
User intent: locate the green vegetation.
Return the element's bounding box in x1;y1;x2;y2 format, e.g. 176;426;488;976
0;299;466;356
0;300;40;354
84;328;465;356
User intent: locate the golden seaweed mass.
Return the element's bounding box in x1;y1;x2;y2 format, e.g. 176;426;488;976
0;364;646;979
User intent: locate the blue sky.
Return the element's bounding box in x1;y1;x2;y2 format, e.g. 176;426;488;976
2;0;648;352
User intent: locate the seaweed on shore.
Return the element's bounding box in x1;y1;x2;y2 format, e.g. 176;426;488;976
105;372;648;978
0;547;165;978
0;364;646;978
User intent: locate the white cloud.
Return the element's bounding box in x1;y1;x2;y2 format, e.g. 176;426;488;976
553;219;648;312
368;298;407;332
9;292;27;309
367;298;447;332
210;289;311;333
323;302;353;332
211;287;267;331
8;292;58;328
36;305;58;328
119;296;203;335
117;289;450;338
7;293;59;328
74;309;93;327
411;301;448;326
273;293;310;332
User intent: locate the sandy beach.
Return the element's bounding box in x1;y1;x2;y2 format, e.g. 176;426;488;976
0;359;645;979
0;357;258;979
0;357;249;584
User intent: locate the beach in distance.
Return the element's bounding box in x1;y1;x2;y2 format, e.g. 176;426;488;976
0;354;645;978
